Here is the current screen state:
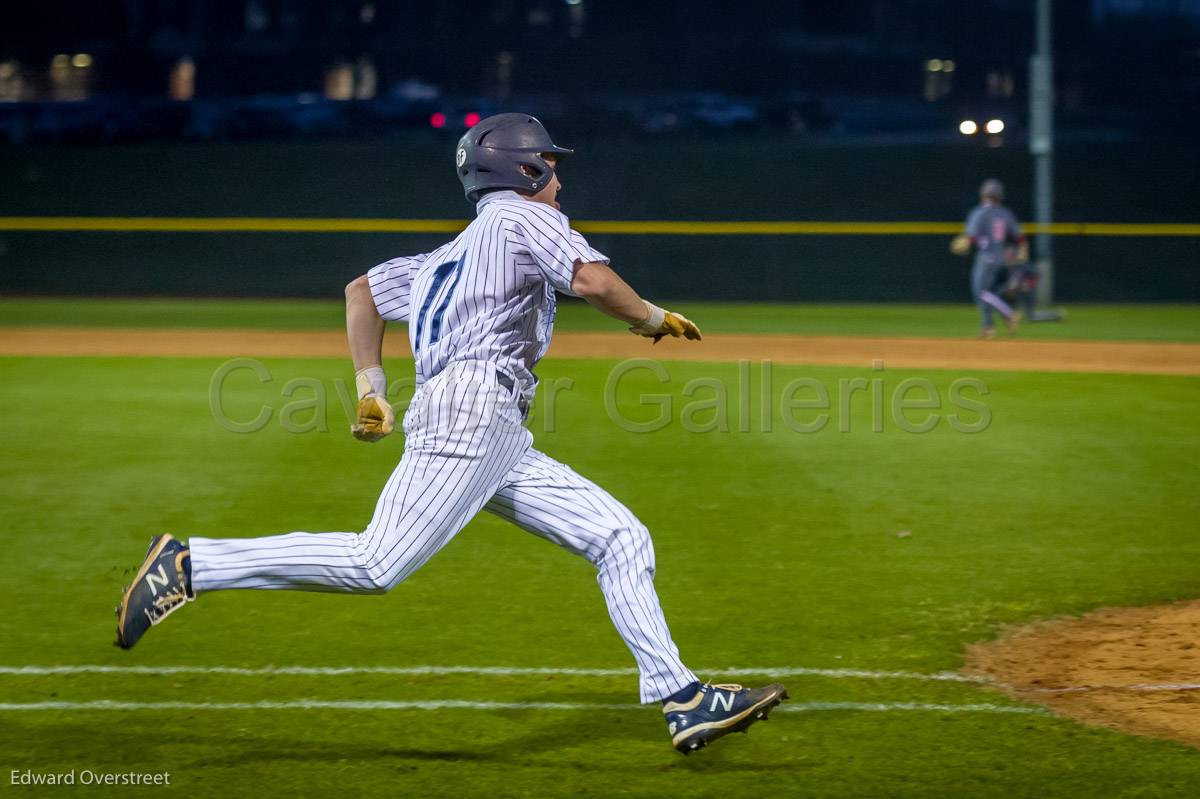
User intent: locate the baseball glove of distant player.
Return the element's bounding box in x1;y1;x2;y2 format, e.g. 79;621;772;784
949;234;972;256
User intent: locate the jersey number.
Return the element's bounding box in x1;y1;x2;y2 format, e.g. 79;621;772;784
414;257;464;353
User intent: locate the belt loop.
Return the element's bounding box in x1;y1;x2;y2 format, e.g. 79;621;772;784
494;367;529;417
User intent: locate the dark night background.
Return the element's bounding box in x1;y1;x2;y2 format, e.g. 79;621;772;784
1;2;1197;300
3;1;1199;135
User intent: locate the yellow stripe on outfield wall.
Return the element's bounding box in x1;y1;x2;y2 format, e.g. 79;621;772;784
0;217;468;233
0;217;1198;236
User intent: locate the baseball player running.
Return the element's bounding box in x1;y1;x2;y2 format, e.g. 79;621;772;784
950;179;1026;339
115;113;786;754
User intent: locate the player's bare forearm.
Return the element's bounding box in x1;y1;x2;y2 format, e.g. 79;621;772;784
345;275;395;441
570;261;648;325
571;261;702;341
345;275;386;371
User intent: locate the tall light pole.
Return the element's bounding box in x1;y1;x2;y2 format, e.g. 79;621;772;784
1029;0;1055;305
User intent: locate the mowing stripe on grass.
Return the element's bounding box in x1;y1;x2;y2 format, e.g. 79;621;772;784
0;664;984;683
0;699;1044;715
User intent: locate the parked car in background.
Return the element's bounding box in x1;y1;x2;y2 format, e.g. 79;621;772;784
641;92;759;134
762;92;835;134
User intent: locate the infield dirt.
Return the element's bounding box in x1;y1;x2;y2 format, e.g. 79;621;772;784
968;602;1200;750
2;327;1199;374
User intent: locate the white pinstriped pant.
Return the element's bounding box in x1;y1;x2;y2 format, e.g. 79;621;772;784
190;360;698;702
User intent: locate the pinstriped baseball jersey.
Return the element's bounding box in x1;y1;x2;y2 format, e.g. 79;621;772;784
367;190;608;403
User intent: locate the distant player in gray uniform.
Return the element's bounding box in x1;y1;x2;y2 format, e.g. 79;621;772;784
114;113;787;754
950;179;1024;339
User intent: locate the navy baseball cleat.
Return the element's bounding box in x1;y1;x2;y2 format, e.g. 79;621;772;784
664;682;788;754
115;534;193;650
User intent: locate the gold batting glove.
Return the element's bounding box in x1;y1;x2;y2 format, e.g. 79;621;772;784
351;366;395;443
352;394;395;443
658;311;702;343
629;301;703;343
950;234;971;256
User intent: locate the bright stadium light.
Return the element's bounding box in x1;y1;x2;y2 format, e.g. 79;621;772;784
986;118;1005;134
926;58;943;72
959;119;978;135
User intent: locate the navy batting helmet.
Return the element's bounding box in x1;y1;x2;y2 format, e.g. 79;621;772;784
455;113;573;203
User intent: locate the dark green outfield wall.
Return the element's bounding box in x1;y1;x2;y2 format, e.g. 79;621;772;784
1;136;1196;300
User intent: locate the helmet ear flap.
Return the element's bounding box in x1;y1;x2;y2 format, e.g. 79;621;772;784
519;155;555;193
518;158;546;180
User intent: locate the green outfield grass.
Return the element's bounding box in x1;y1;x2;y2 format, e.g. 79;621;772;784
2;298;1200;341
1;344;1199;796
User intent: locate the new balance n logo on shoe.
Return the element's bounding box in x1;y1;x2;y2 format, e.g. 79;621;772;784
145;564;170;596
710;691;735;713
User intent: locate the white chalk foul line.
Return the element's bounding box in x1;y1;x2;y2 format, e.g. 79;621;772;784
0;664;985;683
0;664;1046;715
0;699;1043;715
4;665;1190;696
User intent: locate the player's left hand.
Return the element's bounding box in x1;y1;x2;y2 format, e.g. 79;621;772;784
1014;240;1030;264
1003;241;1030;265
629;302;702;343
351;394;395;442
653;311;703;343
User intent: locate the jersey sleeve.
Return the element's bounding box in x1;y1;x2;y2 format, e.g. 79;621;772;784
965;207;984;239
366;253;429;322
512;206;608;297
1007;209;1024;241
